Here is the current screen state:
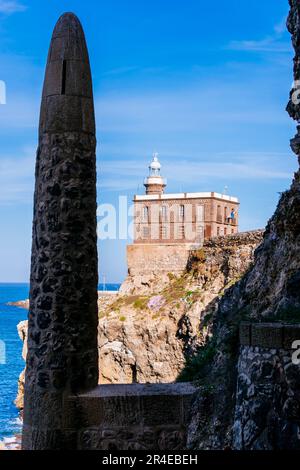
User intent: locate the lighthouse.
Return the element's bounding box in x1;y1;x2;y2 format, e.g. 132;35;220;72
144;153;167;195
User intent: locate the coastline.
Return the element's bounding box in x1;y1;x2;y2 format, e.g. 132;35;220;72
6;300;29;310
0;434;21;451
7;290;119;310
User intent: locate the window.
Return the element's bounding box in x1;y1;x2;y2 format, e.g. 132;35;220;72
179;205;185;218
217;227;220;237
217;205;222;223
142;206;149;222
230;208;236;223
161;225;168;239
143;226;150;239
196;225;204;242
196;205;204;222
161;205;168;221
224;206;228;221
179;225;185;238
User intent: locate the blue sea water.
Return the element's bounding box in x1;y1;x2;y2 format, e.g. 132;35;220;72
0;282;120;441
0;283;28;441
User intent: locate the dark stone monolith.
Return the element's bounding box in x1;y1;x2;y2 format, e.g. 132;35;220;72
22;12;98;450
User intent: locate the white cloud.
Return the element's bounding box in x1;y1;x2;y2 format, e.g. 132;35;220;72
225;14;291;54
226;38;290;53
0;0;26;14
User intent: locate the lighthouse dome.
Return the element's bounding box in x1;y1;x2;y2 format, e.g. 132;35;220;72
144;153;167;195
149;154;161;171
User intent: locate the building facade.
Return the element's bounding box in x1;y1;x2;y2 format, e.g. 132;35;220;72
133;154;239;245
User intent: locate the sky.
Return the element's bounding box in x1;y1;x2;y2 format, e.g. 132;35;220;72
0;0;297;283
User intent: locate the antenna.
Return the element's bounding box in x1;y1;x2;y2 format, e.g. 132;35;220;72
223;185;228;196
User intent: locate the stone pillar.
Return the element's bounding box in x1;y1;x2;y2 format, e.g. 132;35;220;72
22;13;98;450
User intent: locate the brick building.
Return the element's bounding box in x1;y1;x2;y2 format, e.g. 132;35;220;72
133;154;239;245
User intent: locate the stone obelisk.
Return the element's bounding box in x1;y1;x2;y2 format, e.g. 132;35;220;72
22;13;98;450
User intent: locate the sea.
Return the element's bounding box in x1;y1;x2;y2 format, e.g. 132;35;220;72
0;282;120;444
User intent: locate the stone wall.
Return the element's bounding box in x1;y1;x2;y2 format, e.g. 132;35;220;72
233;322;300;450
68;383;196;450
120;243;194;294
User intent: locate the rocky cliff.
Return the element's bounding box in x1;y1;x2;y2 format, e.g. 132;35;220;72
16;230;263;409
187;173;300;450
186;1;300;450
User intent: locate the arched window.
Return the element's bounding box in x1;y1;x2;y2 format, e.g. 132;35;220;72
224;206;228;222
143;206;149;222
217;205;222;223
161;205;168;221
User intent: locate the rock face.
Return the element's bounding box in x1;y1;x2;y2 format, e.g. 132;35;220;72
22;13;98;450
98;231;263;384
7;300;29;309
187;3;300;450
15;321;28;409
187;175;300;450
16;231;263;409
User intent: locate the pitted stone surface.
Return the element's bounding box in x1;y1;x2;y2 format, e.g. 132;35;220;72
233;345;300;450
22;12;98;450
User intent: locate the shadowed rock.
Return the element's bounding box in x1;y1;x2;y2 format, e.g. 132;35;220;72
22;12;98;450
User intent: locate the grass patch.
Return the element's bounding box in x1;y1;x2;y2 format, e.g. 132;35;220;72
133;296;149;310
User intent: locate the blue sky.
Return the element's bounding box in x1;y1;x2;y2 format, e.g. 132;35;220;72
0;0;297;283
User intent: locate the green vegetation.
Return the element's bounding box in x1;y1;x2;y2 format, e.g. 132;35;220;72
177;338;217;382
152;314;160;320
167;272;176;281
161;275;188;303
133;296;149;310
193;248;206;263
119;316;126;322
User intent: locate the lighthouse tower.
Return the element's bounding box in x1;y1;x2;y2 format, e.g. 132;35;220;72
144;153;166;195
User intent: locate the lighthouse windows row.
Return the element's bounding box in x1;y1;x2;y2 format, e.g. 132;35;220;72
141;204;202;223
